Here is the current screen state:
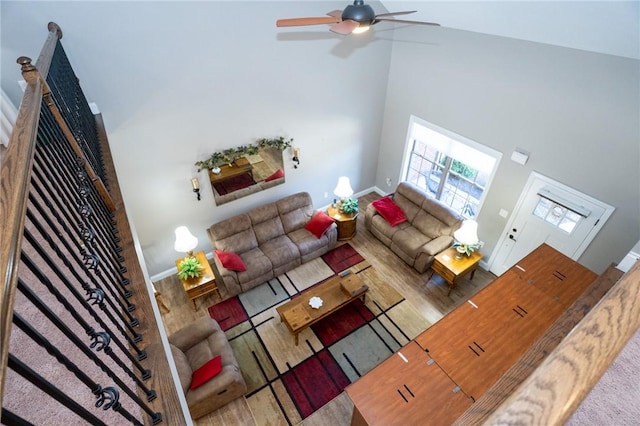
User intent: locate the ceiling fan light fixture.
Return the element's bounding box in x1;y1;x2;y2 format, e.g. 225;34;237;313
352;25;370;34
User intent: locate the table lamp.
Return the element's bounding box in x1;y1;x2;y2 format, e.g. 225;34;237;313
453;219;479;259
334;176;353;200
174;226;198;258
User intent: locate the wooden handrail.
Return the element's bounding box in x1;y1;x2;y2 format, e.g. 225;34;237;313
0;23;62;405
484;261;640;424
42;87;116;212
0;61;47;411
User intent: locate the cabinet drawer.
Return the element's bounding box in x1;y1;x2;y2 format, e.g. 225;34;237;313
187;281;217;298
432;263;456;283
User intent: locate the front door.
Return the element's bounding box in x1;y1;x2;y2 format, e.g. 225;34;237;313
488;172;614;276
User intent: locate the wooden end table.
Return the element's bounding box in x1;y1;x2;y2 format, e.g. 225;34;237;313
429;247;483;296
175;251;221;310
276;272;368;345
327;205;358;241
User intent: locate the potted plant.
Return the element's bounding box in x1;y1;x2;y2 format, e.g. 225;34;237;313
177;257;203;280
340;198;359;215
452;240;482;259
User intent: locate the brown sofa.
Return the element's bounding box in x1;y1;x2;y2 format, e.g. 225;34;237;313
208;191;338;298
168;316;247;419
365;182;463;273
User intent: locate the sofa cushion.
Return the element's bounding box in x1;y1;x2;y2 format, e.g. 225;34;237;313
170;344;192;395
248;203;285;244
391;225;433;258
277;192;314;233
422;197;461;229
305;211;334;238
393;194;421;223
288;227;333;257
215;250;246;271
190;355;222;390
412;210;452;240
209;214;259;254
372;197;407;227
260;235;300;268
235;248;272;282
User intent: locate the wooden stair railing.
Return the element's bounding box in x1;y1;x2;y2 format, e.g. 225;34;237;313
0;22;186;425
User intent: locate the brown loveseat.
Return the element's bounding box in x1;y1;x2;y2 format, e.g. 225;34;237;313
168;316;247;419
365;182;463;273
208;191;338;298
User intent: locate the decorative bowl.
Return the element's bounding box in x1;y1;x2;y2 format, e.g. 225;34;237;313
309;296;323;309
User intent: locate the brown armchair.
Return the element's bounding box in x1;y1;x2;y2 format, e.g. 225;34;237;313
168;316;247;419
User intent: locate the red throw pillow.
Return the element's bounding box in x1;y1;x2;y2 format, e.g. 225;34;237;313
372;196;407;227
190;355;222;390
215;250;247;271
304;211;334;239
264;169;284;182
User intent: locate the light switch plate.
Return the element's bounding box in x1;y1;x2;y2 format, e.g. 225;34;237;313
499;209;509;218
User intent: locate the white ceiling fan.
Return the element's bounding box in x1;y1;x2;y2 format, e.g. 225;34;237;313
276;0;440;36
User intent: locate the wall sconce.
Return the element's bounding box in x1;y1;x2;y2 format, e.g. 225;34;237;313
292;147;300;169
191;177;201;201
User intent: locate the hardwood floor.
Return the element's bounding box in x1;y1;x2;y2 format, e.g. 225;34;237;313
153;192;496;425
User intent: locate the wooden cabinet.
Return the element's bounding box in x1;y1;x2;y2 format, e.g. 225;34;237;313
430;247;483;295
175;251;220;309
346;244;597;425
327;205;358;241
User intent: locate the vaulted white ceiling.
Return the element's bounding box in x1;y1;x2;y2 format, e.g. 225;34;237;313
381;1;639;59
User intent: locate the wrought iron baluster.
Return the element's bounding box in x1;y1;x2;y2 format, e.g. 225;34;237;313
23;224;148;364
27;192;142;339
12;312;157;425
7;354;109;426
29;167;138;319
46;40;106;183
15;282;161;424
36;112;124;270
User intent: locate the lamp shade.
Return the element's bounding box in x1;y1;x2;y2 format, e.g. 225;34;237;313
453;220;479;245
333;176;354;199
174;226;198;253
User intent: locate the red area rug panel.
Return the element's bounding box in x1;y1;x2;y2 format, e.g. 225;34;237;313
321;243;364;273
282;350;350;418
207;296;248;331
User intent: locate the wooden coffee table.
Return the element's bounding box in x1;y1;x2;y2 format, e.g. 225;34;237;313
276;272;368;345
430;247;483;296
175;251;221;310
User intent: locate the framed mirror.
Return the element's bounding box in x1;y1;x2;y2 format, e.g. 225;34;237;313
208;147;285;205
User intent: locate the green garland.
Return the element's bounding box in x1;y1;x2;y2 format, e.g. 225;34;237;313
195;136;293;172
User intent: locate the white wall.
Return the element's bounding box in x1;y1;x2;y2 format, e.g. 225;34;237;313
3;1;638;276
1;1;392;276
377;25;640;273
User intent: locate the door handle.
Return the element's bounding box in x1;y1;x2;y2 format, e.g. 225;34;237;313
509;234;517;242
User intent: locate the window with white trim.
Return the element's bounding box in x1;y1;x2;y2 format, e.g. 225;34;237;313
401;116;502;219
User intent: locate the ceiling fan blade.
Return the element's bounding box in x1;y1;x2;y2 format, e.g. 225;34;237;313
326;9;343;18
330;19;360;35
375;10;417;18
276;16;341;27
375;18;441;27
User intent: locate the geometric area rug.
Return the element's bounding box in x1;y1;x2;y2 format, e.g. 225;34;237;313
208;243;431;425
